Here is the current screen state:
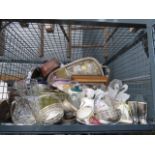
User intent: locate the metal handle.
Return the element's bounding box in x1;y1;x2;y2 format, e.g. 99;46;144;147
102;65;110;77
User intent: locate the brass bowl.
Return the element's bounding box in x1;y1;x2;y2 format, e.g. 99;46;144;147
39;103;64;124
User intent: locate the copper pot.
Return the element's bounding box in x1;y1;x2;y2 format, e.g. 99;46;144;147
40;58;60;78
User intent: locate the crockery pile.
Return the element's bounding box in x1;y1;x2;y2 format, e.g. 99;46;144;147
1;57;147;125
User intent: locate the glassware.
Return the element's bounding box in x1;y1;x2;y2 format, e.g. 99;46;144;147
69;93;81;109
13;80;28;96
96;106;121;124
11;97;36;125
95;97;121;124
135;94;147;124
137;102;147;124
13;79;38;96
117;103;133;124
12;80;42;124
128;101;138;124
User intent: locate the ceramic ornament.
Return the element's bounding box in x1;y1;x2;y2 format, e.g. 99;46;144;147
107;83;120;99
117;103;133;124
115;84;130;102
84;88;95;99
95;89;107;100
80;97;94;109
95;99;109;112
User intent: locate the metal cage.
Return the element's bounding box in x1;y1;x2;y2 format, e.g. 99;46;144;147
0;19;155;134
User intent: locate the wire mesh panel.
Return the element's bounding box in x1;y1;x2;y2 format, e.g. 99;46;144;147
108;42;152;120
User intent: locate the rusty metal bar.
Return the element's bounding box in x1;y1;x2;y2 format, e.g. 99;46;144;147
59;24;70;42
71;45;104;48
71;26;105;30
103;27;118;47
0;30;5;56
67;25;72;59
38;24;44;57
103;28;110;61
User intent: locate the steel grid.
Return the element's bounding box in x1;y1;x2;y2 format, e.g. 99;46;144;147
0;20;154;122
